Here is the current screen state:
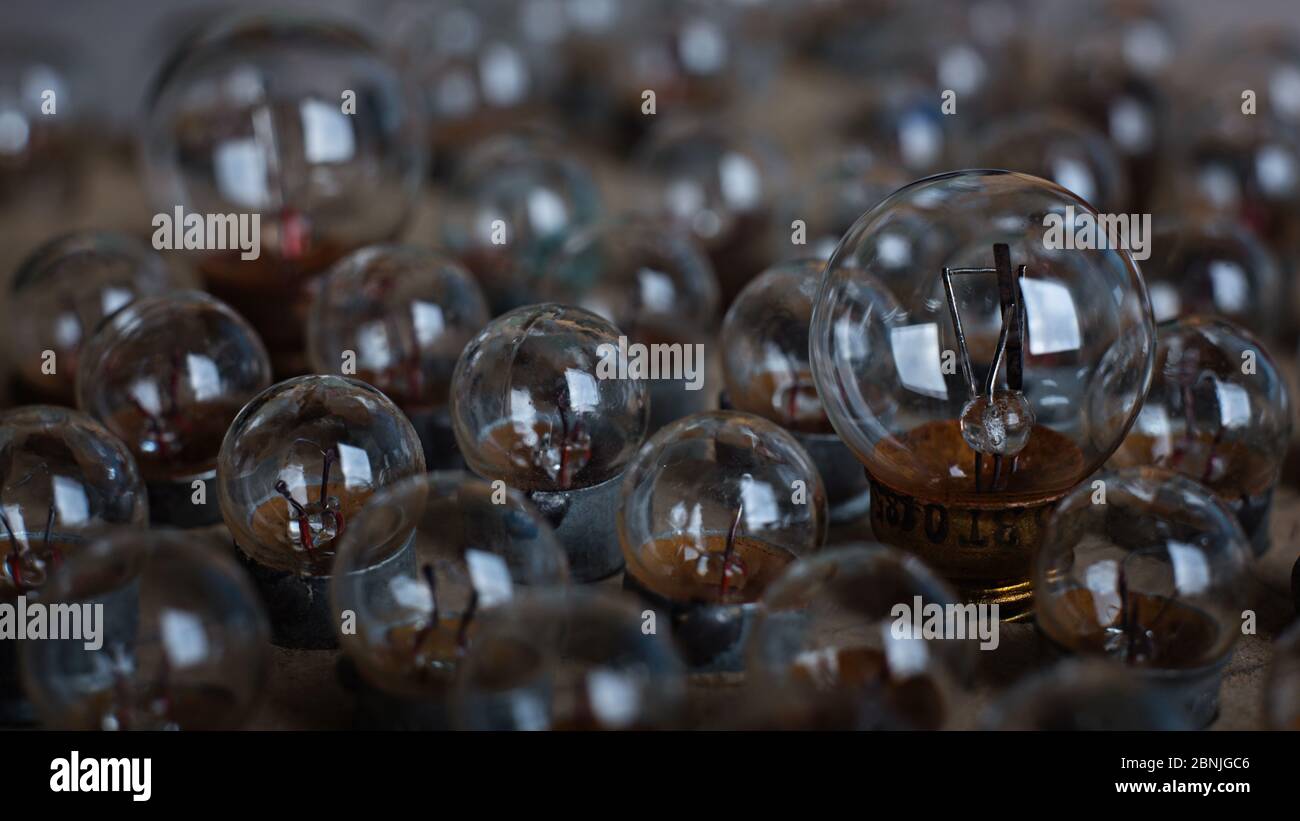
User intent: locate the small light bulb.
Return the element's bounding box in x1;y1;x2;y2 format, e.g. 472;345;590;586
75;290;272;527
1035;466;1252;728
451;303;648;582
217;375;426;647
21;528;270;730
1109;316;1291;556
306;244;490;468
618;410;827;671
6;231;189;404
330;471;567;729
453;589;687;730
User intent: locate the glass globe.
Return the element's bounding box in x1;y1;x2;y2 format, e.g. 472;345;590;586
746;544;973;730
967;111;1130;211
20;528;270;730
451;304;648;494
634;119;787;305
141;14;426;371
330;470;567;704
216;375;426;576
0;406;147;598
537;213;720;430
453;589;687;730
840;78;955;178
1035;466;1251;726
440;135;602;314
1267;621;1300;730
618;410;827;607
1109;317;1291;556
983;659;1195;730
306;244;490;415
1141;217;1283;339
75;291;272;483
6;231;189;403
810;170;1154;614
722;258;830;434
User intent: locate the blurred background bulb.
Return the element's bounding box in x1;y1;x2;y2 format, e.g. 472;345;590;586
1109;317;1291;556
1140;216;1284;340
306;244;490;467
331;471;566;726
634;119;788;307
983;659;1195;730
141;14;426;373
75;290;272;486
1035;467;1251;727
6;231;189;404
810;170;1154;614
0;38;83;223
217;375;426;577
967;110;1131;211
21;528;270;730
440;134;602;315
746;544;972;730
723;259;830;434
839;78;955;179
787;145;910;261
453;589;687;730
0;406;147;598
537;213;720;430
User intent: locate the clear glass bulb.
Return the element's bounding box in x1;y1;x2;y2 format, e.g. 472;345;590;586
810;170;1154;614
141;14;426;371
1142;217;1283;339
217;375;426;576
1266;621;1300;730
6;231;189;403
967;111;1130;211
840;78;955;177
0;38;83;216
537;213;719;345
1109;316;1291;556
453;589;687;730
440;135;602;314
20;528;270;730
0;406;147;598
618;410;827;605
451;303;648;493
634;119;787;304
1035;467;1250;674
746;543;972;730
722;258;831;434
75;291;272;483
331;471;567;699
306;245;490;414
984;659;1195;730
